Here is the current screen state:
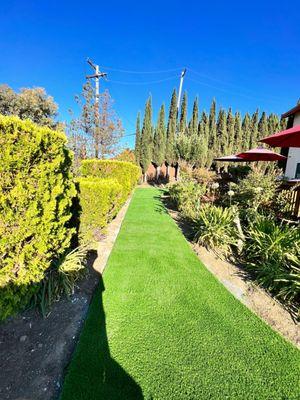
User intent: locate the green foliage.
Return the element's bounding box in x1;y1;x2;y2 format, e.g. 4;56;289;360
0;84;59;128
140;97;153;173
0;116;76;319
77;178;123;241
193;205;240;256
152;104;166;166
134;112;141;166
165;89;177;166
169;180;207;218
31;245;88;316
80;159;140;201
233;169;278;211
244;216;300;311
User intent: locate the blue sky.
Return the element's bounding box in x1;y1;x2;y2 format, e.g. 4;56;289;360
0;1;299;148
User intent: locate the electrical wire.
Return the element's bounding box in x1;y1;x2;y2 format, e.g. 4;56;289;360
106;76;179;85
186;77;281;104
101;66;183;74
188;68;282;102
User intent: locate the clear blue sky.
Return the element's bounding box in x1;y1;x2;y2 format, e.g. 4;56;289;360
1;1;299;148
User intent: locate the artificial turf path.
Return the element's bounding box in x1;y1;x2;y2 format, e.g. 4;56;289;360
61;188;300;400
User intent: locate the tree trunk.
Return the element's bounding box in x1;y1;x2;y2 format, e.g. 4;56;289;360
143;172;147;183
176;163;180;181
156;165;161;182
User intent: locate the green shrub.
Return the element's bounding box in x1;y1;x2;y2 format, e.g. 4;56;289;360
0;116;76;319
243;216;300;310
80;159;140;201
193;205;240;256
77;177;123;241
233;169;278;211
169;179;207;218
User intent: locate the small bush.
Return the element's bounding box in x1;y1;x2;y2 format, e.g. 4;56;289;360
0;116;76;320
192;167;216;185
80;159;140;201
169;179;207;218
193;205;240;256
233;169;278;211
77;177;123;241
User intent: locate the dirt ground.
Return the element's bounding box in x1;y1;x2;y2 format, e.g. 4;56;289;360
0;197;132;400
167;207;300;348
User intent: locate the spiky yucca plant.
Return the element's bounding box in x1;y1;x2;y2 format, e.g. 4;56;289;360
193;205;240;256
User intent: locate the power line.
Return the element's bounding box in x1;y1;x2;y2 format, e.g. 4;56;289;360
106;76;178;85
188;68;282;102
186;76;281;104
101;66;183;74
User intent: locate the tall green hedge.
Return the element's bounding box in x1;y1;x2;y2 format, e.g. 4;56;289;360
80;160;140;201
77;178;123;241
0;116;76;319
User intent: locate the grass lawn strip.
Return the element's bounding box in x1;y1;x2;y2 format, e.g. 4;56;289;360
61;188;300;400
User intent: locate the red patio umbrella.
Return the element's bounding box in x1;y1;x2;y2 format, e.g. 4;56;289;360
260;125;300;148
214;155;248;162
236;147;287;161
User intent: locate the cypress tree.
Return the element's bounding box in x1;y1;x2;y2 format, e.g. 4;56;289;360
179;92;187;134
134;112;141;166
208;99;217;148
153;104;166;178
226;107;235;155
268;113;280;136
165;89;177;169
199;111;210;167
242;113;252;150
216;109;228;157
250;109;259;148
140;97;153;180
233;111;243;153
189;97;199;136
258;111;268;139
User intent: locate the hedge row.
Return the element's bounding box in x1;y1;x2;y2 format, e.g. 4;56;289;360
80;159;140;202
0;116;76;320
77;178;123;241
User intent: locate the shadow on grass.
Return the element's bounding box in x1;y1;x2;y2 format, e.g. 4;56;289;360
61;274;143;400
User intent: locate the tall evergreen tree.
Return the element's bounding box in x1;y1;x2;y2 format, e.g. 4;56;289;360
134;112;141;166
258;111;268;139
208;99;217;146
242;113;252;151
189;97;199;136
216;109;228;164
249;109;259;148
153;104;166;178
165;89;178;169
140;97;153;180
179;92;187;134
233;112;243;153
226;107;235;155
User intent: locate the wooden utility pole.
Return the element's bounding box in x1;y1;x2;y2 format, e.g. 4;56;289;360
86;58;107;158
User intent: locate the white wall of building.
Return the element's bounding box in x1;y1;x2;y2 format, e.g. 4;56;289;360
284;112;300;179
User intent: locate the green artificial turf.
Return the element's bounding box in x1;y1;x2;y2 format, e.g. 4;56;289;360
61;188;300;400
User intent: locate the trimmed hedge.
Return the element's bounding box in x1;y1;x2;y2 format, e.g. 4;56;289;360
77;178;123;241
80;160;140;201
0;116;76;319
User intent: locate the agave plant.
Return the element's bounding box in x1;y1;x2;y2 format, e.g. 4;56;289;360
193;205;240;256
